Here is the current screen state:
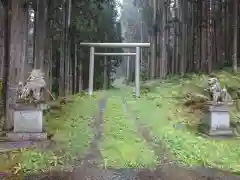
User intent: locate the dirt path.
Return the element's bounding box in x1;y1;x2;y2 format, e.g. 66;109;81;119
76;96;108;167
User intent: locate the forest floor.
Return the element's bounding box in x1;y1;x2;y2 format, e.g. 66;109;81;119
1;70;240;179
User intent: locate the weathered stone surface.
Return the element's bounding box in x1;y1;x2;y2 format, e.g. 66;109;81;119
12;101;47;110
208;129;233;136
203;104;233;136
6;132;47;141
205;104;230;112
14;109;43;133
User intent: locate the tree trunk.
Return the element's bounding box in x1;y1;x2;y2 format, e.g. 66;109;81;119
59;0;66;96
103;56;108;89
3;0;28;130
49;39;53;94
161;5;167;78
34;0;47;70
232;0;238;73
2;1;10;130
0;3;4;80
207;0;213;73
180;0;187;76
73;42;77;93
150;0;156;79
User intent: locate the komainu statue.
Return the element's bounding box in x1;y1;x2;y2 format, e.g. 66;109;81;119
17;69;46;103
206;77;232;103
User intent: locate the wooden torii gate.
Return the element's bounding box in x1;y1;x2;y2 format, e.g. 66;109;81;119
80;42;151;97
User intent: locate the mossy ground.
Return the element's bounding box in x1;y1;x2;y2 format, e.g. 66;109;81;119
125;70;240;172
0;91;104;174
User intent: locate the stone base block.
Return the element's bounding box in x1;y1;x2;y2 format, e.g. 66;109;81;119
205;128;233;137
6;132;47;141
202;104;233;137
14;109;43;133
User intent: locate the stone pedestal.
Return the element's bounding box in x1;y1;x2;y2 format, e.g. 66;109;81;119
203;103;233;136
6;132;48;141
12;102;45;133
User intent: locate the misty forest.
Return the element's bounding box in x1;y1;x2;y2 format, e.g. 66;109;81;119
0;0;240;179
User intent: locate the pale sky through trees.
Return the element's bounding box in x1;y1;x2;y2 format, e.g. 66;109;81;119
116;0;123;21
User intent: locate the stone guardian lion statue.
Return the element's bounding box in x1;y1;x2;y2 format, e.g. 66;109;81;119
17;69;46;103
207;77;232;103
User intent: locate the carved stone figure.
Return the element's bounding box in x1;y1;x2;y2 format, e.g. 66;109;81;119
220;87;232;102
207;77;222;102
17;69;46;103
17;81;24;99
206;77;232;104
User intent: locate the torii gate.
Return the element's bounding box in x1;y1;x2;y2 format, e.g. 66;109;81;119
80;42;151;97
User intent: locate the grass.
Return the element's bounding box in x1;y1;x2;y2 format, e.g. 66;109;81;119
124;70;240;172
0;91;104;174
100;90;158;168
